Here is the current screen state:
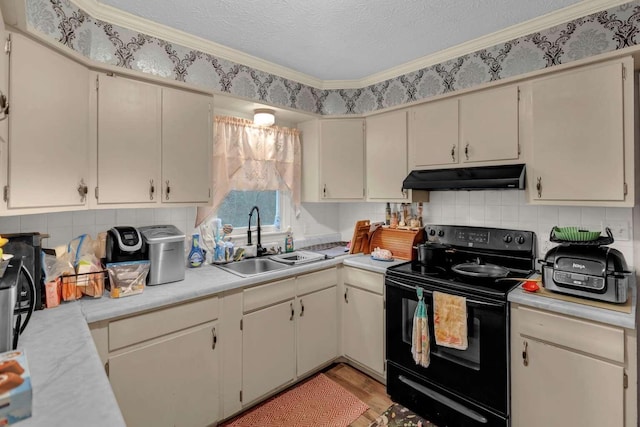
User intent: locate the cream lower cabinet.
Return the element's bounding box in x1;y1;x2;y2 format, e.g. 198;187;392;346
296;269;338;376
241;268;338;406
524;57;634;206
6;32;89;211
242;295;296;405
511;304;635;427
341;266;385;377
91;296;221;427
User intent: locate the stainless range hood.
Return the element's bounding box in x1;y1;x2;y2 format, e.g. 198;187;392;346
402;164;526;191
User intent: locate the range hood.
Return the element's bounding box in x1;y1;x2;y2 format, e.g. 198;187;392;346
402;164;526;191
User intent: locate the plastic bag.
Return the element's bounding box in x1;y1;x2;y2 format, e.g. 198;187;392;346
106;260;150;298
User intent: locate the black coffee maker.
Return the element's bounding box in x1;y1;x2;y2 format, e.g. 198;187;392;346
105;226;147;263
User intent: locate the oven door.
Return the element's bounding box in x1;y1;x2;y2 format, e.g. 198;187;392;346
386;276;509;415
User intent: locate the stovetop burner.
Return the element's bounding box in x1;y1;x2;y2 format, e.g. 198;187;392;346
387;225;537;301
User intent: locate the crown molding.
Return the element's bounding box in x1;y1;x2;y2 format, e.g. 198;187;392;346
75;0;630;90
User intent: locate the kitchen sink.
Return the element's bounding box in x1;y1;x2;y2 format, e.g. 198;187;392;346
269;250;326;265
214;257;292;277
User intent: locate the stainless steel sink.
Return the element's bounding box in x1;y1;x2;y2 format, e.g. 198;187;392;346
269;250;326;265
214;257;291;277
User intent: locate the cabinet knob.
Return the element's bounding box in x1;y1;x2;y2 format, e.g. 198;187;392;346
0;91;8;122
165;180;171;200
323;184;327;198
300;299;304;317
465;143;469;160
344;288;349;304
522;341;529;366
451;145;456;162
290;302;294;321
536;177;542;198
149;179;155;201
77;179;88;203
211;327;217;350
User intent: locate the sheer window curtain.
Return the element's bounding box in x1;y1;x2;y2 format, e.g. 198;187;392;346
195;116;301;227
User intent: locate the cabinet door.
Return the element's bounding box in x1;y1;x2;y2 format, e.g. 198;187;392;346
460;85;519;163
320;119;364;199
97;74;160;204
409;98;458;168
242;299;295;404
296;286;338;376
162;88;212;204
366;111;408;201
109;322;220;427
8;33;89;209
342;285;384;375
530;61;626;201
512;337;624;427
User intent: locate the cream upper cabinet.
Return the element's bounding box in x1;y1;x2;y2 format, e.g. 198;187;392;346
525;57;633;206
511;304;632;427
6;33;89;210
366;110;409;201
459;85;519;163
93;73;212;207
299;118;365;201
161;87;212;204
96;74;161;205
409;98;458;169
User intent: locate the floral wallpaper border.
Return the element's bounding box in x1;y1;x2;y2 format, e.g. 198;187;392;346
26;0;640;115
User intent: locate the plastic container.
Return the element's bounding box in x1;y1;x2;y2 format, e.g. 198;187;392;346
188;234;205;267
285;228;294;253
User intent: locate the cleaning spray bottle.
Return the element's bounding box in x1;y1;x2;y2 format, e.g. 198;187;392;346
188;234;205;267
285;227;294;253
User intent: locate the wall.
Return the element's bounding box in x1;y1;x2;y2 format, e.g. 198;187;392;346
0;201;341;251
23;0;640;115
339;190;635;265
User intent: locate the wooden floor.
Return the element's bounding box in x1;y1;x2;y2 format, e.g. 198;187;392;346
323;363;393;427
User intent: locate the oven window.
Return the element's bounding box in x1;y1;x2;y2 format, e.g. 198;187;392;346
400;296;481;371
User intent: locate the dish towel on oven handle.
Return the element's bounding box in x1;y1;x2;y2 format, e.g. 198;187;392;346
412;287;430;367
434;291;469;350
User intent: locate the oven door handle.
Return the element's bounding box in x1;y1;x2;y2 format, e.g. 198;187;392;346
398;375;488;424
386;278;505;308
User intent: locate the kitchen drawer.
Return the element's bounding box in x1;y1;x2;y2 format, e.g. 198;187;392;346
297;268;337;296
517;306;624;363
343;266;383;295
109;296;219;351
243;278;295;313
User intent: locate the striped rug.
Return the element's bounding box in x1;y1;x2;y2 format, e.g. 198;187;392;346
221;373;369;427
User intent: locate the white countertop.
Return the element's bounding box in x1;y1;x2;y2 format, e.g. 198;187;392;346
17;254;637;425
508;276;637;329
16;253;400;426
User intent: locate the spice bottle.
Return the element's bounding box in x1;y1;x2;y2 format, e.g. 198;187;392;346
385;203;391;226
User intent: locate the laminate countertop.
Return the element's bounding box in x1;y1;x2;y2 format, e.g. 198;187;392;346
15;253;397;426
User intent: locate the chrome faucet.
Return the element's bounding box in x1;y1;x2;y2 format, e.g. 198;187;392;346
247;205;265;256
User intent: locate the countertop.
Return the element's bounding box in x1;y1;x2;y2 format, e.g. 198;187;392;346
17;253;637;426
508;276;637;329
15;253;397;426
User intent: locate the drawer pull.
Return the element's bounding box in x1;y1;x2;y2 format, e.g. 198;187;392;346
290;302;294;321
344;288;349;303
300;299;304;317
522;341;529;366
211;327;217;350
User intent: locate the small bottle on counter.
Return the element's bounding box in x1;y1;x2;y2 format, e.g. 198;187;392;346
385;203;391;226
285;227;294;253
188;234;205;267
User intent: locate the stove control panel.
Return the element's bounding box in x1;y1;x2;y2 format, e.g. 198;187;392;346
426;224;535;253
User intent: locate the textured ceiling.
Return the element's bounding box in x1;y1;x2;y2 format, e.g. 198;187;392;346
98;0;583;81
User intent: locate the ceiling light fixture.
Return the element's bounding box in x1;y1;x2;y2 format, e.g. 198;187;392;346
253;108;275;126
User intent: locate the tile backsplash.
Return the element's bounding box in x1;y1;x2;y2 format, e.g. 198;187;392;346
0;194;633;268
338;190;634;266
0;207;198;249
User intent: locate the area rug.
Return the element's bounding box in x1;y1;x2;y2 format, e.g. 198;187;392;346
368;403;438;427
221;373;369;427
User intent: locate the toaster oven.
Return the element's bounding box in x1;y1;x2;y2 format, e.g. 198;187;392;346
540;245;632;303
